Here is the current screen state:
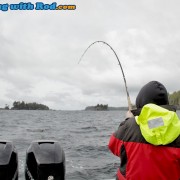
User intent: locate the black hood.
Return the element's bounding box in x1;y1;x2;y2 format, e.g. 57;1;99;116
136;81;169;108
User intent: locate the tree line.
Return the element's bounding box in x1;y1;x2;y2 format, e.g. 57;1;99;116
7;101;49;110
2;90;180;110
95;104;108;110
169;91;180;106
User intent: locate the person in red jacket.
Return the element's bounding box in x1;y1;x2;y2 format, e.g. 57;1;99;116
108;81;180;180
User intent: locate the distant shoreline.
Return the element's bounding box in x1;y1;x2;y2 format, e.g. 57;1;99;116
85;106;128;111
0;105;179;111
85;105;180;111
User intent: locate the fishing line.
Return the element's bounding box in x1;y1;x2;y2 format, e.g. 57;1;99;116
78;40;132;110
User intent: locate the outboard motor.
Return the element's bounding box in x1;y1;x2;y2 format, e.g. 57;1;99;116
25;140;65;180
0;141;18;180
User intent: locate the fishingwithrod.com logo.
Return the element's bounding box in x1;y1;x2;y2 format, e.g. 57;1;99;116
0;2;76;11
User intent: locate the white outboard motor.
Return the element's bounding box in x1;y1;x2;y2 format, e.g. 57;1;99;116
0;141;18;180
25;140;65;180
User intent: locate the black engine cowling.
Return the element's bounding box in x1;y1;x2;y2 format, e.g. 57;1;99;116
0;141;18;180
25;140;65;180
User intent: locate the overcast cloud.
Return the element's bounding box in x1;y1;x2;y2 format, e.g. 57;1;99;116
0;0;180;110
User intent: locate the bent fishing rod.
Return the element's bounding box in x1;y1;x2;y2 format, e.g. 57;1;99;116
78;40;132;111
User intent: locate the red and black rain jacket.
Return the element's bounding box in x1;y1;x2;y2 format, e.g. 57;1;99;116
108;115;180;180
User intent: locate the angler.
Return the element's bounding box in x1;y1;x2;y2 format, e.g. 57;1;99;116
109;81;180;180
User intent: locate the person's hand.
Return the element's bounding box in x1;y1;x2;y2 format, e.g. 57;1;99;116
126;110;134;118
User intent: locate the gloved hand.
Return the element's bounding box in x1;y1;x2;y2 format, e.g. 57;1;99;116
126;110;134;118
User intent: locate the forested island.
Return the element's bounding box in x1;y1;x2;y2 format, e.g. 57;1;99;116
85;104;109;111
4;101;49;110
85;104;128;111
85;90;180;111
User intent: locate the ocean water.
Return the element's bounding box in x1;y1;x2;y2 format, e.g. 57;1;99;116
0;110;123;180
0;110;179;180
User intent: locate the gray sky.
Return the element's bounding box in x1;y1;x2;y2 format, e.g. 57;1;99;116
0;0;180;110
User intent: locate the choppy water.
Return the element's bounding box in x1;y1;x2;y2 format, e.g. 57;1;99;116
0;110;179;180
0;110;123;180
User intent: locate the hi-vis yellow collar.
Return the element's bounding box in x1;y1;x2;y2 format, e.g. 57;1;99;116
135;103;180;145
